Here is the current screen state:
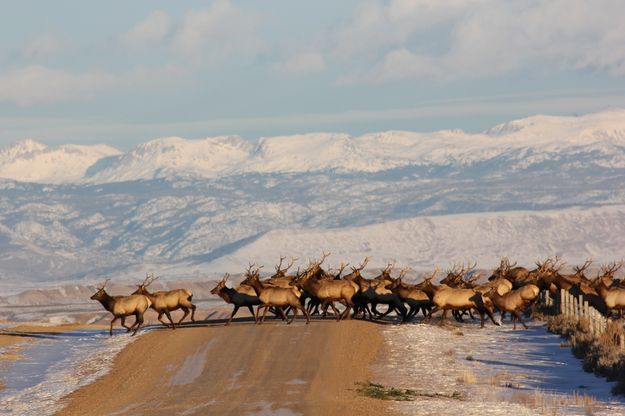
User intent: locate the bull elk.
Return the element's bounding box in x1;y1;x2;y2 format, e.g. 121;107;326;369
210;273;263;325
591;262;625;318
90;279;151;336
132;274;196;329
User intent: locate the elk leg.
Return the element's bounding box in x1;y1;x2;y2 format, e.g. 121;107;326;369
288;307;298;324
227;305;240;326
278;307;289;322
512;311;527;329
483;306;500;326
439;309;448;325
190;303;197;322
247;306;257;323
109;316;119;336
159;311;175;329
327;302;341;321
260;305;270;324
177;307;190;325
120;316;132;332
165;310;176;330
300;304;310;324
132;312;144;336
428;306;439;321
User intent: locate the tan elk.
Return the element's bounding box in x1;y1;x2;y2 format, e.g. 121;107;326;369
419;270;499;328
90;279;152;336
485;284;538;329
242;268;310;324
591;262;625;318
294;254;360;320
132;274;196;329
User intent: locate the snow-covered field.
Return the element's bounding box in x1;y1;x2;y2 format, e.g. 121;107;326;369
375;321;625;416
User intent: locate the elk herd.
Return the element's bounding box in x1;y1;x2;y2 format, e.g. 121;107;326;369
90;254;625;336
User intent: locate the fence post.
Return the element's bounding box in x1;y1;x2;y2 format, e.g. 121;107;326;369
560;289;565;315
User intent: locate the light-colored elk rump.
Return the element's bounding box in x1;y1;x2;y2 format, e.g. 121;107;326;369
132;274;196;329
419;271;499;328
242;270;310;324
211;274;263;325
90;279;152;336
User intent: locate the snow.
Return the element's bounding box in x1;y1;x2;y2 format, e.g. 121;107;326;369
375;321;625;416
0;140;121;184
206;205;625;274
0;109;624;185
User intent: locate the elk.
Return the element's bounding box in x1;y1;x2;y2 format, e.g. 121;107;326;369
485;284;538;329
294;254;360;320
90;279;152;336
132;274;196;329
210;273;263;325
419;270;499;328
591;262;625;318
242;269;310;324
387;268;432;320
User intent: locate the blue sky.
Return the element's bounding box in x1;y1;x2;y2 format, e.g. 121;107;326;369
1;0;625;149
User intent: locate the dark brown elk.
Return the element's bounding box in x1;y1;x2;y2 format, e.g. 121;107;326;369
132;274;196;329
210;273;263;325
388;268;432;319
90;279;152;336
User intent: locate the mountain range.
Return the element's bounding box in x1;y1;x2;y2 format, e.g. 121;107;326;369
1;109;624;294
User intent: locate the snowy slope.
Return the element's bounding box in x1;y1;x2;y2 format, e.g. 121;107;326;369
206;205;625;275
0;140;121;184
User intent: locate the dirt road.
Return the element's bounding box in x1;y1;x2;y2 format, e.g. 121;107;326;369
56;319;393;416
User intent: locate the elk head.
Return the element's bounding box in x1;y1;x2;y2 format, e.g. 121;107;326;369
132;273;159;296
210;273;230;295
90;278;111;300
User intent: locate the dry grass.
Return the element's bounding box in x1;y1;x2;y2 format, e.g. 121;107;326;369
508;388;596;416
547;314;625;396
456;369;476;384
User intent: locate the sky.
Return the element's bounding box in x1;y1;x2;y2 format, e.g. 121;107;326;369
1;0;625;149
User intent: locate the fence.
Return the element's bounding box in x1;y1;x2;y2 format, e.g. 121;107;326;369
550;288;625;349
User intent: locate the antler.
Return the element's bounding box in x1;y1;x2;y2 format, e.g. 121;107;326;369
398;266;410;280
284;256;298;273
352;256;370;272
574;259;593;274
275;256;286;272
97;278;111;290
222;273;230;283
600;261;623;277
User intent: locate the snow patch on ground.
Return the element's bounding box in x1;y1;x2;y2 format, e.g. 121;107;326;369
374;321;625;416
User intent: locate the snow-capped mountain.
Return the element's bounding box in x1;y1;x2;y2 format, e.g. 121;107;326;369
1;109;625;294
0;139;121;184
2;109;625;184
